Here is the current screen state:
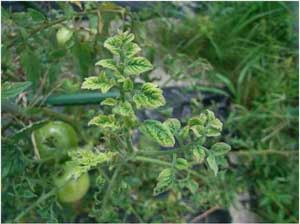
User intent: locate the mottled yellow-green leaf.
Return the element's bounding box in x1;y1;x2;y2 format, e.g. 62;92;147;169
103;31;135;55
124;57;153;75
140;120;175;147
211;142;231;156
113;101;135;117
192;145;206;163
123;42;141;58
67;150;116;178
153;168;173;196
81;72;115;93
101;98;118;106
88;114;118;130
133;83;165;109
163;118;181;135
123;78;134;91
95;59;118;71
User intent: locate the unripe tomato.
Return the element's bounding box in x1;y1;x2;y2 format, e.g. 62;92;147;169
54;166;90;203
56;27;73;46
33;121;78;158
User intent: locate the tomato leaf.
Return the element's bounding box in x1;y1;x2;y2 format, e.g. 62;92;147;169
81;72;115;93
140;120;175;147
124;57;153;75
133;83;165;109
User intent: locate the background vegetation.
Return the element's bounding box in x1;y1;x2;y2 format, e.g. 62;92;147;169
1;2;299;223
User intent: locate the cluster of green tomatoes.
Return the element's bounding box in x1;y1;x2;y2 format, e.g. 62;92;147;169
34;121;90;203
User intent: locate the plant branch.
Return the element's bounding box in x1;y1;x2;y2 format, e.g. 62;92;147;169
190;205;220;223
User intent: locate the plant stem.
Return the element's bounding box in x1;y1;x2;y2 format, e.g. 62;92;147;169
100;163;123;212
14;188;57;222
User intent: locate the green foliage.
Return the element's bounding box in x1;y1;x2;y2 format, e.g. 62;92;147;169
3;2;297;223
1;81;31;101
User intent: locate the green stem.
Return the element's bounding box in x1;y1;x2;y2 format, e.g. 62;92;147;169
100;163;123;212
14;186;58;222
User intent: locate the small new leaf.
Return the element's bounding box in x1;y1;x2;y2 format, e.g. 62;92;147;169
164;118;181;135
95;59;118;71
211;142;231;156
125;57;153;75
140;120;175;147
207;154;218;176
133;83;165;109
81;72;115;93
104;31;135;55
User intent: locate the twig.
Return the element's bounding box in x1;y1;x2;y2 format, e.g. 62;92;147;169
31;132;41;160
190;205;220;223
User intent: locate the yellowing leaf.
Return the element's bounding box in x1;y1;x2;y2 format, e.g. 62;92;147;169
163;118;181;135
123;42;141;58
104;31;135;56
95;59;118;71
101;98;118;106
112;101;135;117
133;83;165;109
154;168;173;196
67;150;116;178
192;145;206;163
88;114;119;130
140;120;175;147
81;72;115;93
124;57;153;75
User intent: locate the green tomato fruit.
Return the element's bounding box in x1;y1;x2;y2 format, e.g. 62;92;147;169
54;167;90;203
56;27;73;46
33;121;78;158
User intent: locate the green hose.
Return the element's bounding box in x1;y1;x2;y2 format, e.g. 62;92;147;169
44;91;120;106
